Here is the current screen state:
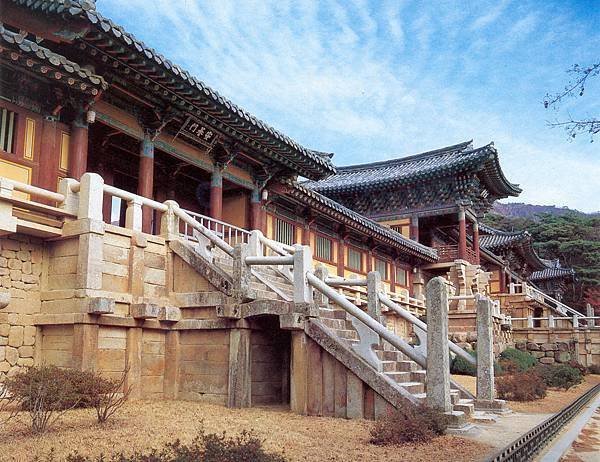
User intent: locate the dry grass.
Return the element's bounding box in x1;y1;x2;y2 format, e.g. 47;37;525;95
0;400;491;462
452;373;600;414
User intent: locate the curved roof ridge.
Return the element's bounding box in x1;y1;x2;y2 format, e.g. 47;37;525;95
336;140;473;172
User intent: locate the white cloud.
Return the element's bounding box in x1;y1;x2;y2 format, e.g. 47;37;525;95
99;0;600;212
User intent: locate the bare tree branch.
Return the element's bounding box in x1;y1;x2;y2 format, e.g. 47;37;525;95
544;62;600;108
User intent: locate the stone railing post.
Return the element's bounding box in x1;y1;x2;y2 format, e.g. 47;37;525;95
548;314;555;329
58;177;80;215
248;230;263;257
77;172;104;221
293;244;313;304
0;178;17;234
159;200;179;240
313;265;329;308
425;277;451;413
125;198;143;231
573;315;579;328
233;243;252;301
586;304;595;327
367;271;382;321
527;315;534;328
475;295;507;412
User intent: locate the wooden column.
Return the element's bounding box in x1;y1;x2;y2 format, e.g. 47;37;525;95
366;250;373;272
137;131;154;234
337;238;345;277
250;187;263;231
499;268;507;293
38;116;59;192
390;261;396;293
68;108;88;180
473;220;480;264
209;167;223;220
410;216;419;242
458;209;467;261
302;224;311;246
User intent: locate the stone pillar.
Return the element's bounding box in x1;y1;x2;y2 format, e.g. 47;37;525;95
290;331;308;414
313;266;329;307
125;327;142;399
233;243;251;301
587;304;595;327
293;244;313;304
228;328;252;408
72;324;98;371
527;315;534;328
458;209;467;261
425;277;451;413
209;167;223;220
164;330;180;399
410;216;419;242
250;187;263;231
137;131;155;234
412;268;425;301
68;106;89;180
367;271;382;321
159;200;179;241
476;296;494;402
473;221;480;264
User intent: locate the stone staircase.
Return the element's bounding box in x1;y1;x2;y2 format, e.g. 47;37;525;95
319;301;475;420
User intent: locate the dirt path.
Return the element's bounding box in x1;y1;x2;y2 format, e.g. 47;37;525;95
1;400;490;462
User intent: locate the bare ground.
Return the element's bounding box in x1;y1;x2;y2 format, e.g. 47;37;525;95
1;400;491;462
451;373;600;414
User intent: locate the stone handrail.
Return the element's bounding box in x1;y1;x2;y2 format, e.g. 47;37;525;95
172;206;235;257
258;233;296;256
182;209;249;247
1;177;66;204
511;315;598;328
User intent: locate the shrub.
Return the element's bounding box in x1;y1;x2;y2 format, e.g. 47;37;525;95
588;364;600;375
496;370;547;401
450;350;503;376
41;430;288;462
4;366;83;434
370;404;449;445
89;367;131;424
536;364;583;390
567;360;588;376
498;348;538;373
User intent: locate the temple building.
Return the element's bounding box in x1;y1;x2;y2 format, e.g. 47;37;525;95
0;0;596;422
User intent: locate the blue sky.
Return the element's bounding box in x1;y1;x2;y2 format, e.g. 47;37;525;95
100;0;599;212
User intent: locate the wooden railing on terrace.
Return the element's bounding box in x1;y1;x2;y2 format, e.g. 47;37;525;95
432;243;478;265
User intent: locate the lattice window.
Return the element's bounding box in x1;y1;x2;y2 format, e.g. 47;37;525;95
315;235;332;261
375;259;388;280
0;108;16;154
347;248;362;272
396;267;408;286
275;218;294;246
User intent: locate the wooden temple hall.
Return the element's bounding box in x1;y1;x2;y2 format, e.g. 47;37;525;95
0;0;595;419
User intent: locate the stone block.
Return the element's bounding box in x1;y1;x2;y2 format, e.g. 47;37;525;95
557;342;569;352
539;357;555;365
18;345;34;358
17;357;34;367
7;259;21;270
555;351;571;363
0;323;9;336
515;342;527;351
22;261;32;275
5;346;18;365
466;331;478;343
17;250;30;262
131;303;160;319
531;351;545;359
0;337;6;346
0;250;15;259
0;361;9;372
0;268;7;277
8;326;23;347
159;306;181;322
9;270;21;281
0;346;4;361
21;274;38;284
541;343;558;351
88;297;115;315
0;257;7;267
23;325;36;346
2;240;20;251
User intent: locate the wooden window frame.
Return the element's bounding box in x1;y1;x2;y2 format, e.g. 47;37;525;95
314;232;335;265
374;257;390;282
273;214;296;246
394;264;411;288
345;245;365;274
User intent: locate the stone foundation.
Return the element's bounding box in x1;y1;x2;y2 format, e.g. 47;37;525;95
514;340;575;365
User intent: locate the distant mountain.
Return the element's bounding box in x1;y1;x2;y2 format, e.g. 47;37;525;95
492;202;599;218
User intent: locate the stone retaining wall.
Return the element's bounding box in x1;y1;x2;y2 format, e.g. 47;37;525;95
514;340;575;365
0;236;42;378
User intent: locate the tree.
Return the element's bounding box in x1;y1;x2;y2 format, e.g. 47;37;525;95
544;61;600;142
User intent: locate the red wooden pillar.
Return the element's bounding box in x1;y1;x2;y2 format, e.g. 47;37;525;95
250;187;263;232
68;109;88;180
98;158;114;224
409;216;419;242
38;117;58;192
473;221;480;264
137;131;154;233
337;239;345;277
499;268;507;293
209;168;223;221
390;261;396;293
366;250;373;272
458;209;467;261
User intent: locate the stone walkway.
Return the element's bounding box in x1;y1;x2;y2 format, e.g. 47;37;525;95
560;406;600;462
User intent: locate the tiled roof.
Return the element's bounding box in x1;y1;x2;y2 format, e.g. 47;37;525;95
306;141;521;198
10;0;335;179
529;266;575;281
479;226;531;250
0;22;107;93
286;181;438;262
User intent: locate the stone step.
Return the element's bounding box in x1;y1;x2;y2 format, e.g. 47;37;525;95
376;350;403;362
396;360;419;372
453;400;475;417
450;390;460;405
397;381;425;394
320;317;353;331
411;370;426;383
381;360;397;372
335;329;359;341
319;307;348;320
385;371;412;383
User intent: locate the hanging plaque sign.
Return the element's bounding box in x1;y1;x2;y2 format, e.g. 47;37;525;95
177;115;218;147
